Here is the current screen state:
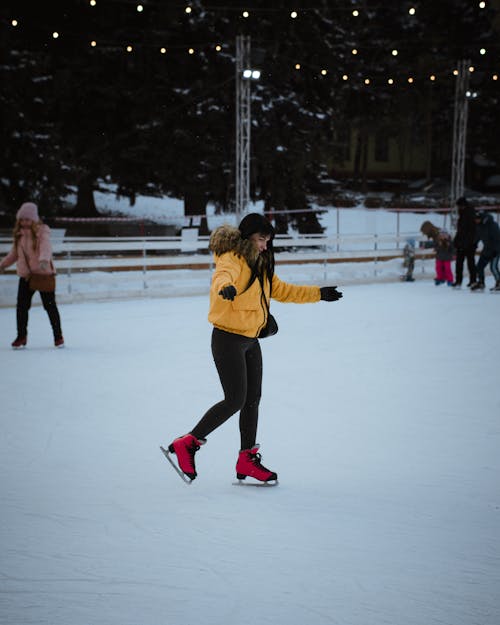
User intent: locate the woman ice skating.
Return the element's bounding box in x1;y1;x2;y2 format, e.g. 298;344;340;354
163;213;343;484
0;202;64;348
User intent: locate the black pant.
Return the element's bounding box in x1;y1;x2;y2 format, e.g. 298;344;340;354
16;277;62;340
191;328;262;450
476;254;500;283
454;247;476;285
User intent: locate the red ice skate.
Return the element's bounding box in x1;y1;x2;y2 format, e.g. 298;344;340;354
11;336;27;349
236;444;278;484
161;433;206;483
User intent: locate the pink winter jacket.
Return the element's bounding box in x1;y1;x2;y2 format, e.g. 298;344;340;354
0;224;56;279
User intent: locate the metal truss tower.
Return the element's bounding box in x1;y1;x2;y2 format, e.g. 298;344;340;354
235;35;251;218
450;59;471;228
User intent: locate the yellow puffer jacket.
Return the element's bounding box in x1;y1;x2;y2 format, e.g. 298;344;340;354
208;225;320;338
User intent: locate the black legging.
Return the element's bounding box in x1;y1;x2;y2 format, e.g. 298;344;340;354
191;328;262;450
454;247;476;285
16;277;62;340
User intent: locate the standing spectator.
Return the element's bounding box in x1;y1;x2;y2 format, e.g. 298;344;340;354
0;202;64;348
420;220;454;286
470;211;500;292
452;197;477;288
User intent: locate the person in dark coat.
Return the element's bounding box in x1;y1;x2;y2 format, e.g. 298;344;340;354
452;197;476;288
470;211;500;291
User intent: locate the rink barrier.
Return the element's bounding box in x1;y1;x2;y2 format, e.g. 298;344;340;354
0;232;431;275
0;232;437;305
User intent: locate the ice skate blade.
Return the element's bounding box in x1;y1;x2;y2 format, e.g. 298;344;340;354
233;479;278;487
159;446;194;484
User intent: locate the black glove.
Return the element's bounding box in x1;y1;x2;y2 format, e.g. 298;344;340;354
219;285;237;301
320;286;343;302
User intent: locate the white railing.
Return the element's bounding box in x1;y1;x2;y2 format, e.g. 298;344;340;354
0;232;427;270
0;232;433;304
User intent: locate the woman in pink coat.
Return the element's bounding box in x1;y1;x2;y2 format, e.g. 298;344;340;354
0;202;64;348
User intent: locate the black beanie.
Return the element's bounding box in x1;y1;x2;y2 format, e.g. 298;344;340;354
238;213;275;240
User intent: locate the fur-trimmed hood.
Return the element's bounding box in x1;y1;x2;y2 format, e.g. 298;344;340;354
209;224;261;266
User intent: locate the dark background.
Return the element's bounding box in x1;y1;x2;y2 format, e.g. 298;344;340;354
1;0;499;226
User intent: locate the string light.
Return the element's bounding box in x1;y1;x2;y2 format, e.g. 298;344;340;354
479;1;486;7
89;0;97;6
7;9;497;91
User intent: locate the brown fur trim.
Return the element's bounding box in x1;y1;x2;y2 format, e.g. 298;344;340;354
209;224;260;265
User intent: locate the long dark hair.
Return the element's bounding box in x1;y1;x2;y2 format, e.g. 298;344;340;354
238;214;275;295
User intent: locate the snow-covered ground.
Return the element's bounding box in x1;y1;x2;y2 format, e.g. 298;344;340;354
1;281;499;625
